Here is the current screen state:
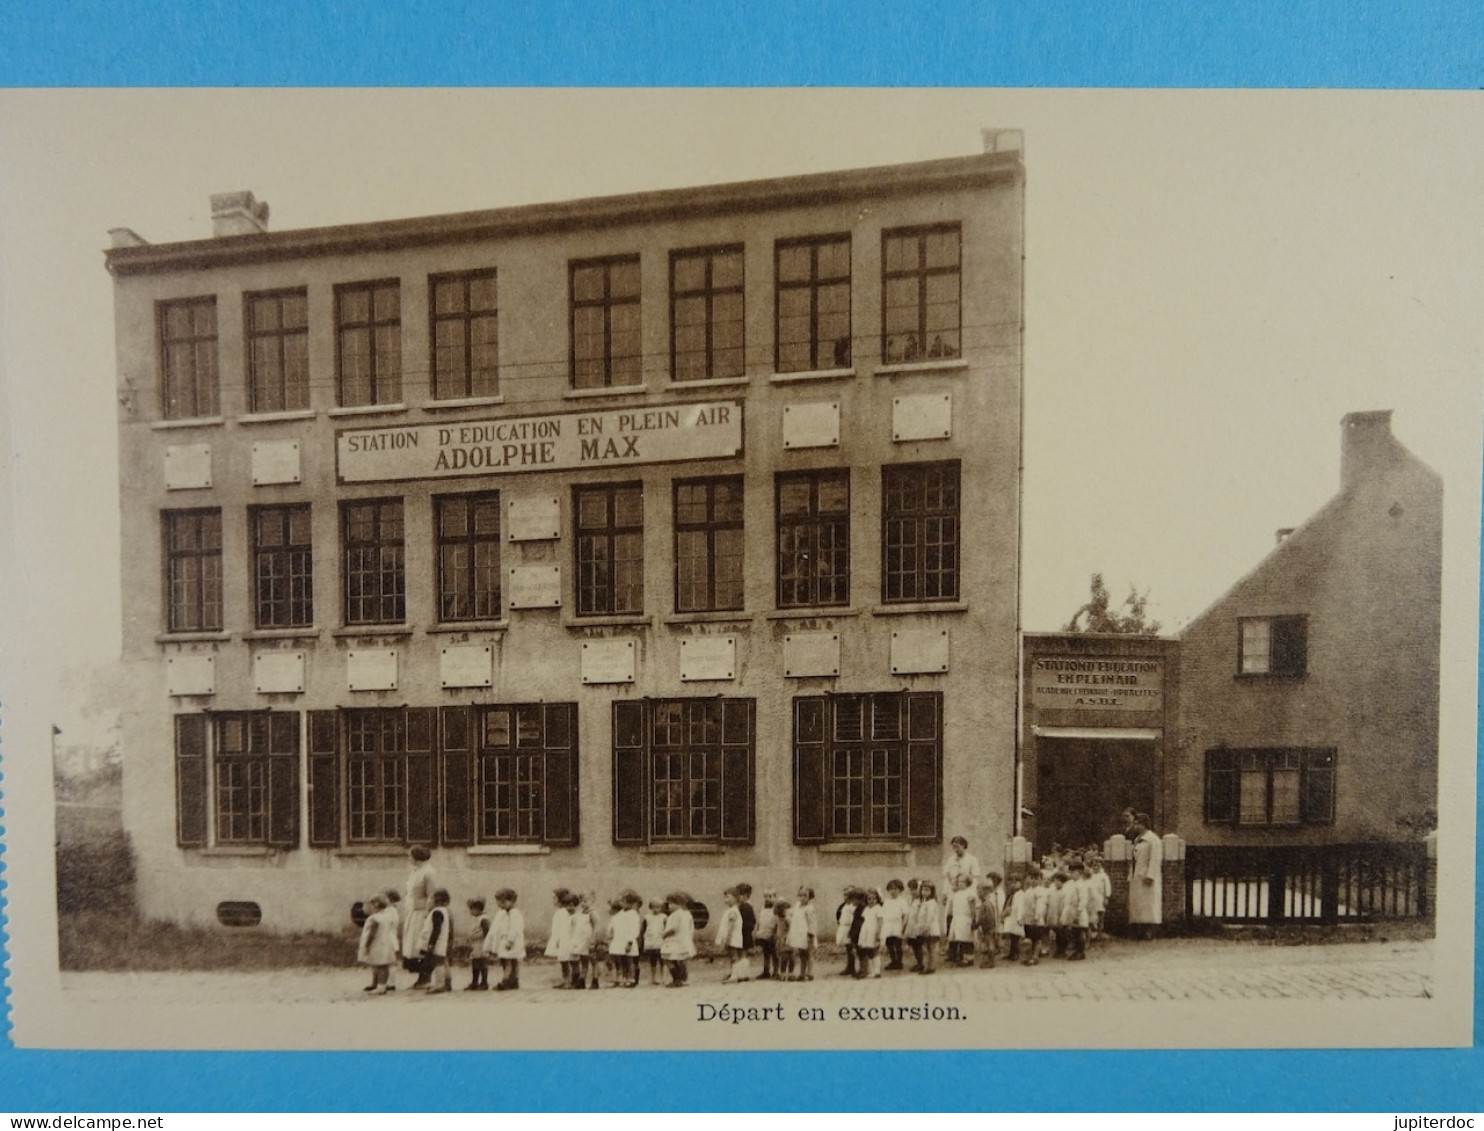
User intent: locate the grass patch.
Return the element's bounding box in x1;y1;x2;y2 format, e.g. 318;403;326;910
59;908;356;972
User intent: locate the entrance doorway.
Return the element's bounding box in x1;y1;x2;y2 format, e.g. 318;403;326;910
1034;737;1155;856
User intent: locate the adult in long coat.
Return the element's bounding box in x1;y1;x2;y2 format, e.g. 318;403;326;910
1126;821;1163;938
402;845;438;982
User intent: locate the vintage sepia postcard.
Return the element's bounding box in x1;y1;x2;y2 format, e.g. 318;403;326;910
0;87;1477;1053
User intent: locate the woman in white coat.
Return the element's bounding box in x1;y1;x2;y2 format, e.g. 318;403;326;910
1126;816;1163;939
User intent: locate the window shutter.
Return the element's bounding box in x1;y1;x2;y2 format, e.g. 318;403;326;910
439;707;473;846
612;700;648;845
307;710;340;847
174;714;209;848
1205;748;1237;823
1302;748;1336;824
903;692;941;843
543;703;579;846
1273;617;1308;676
266;711;300;848
406;707;437;845
792;697;827;843
720;698;755;844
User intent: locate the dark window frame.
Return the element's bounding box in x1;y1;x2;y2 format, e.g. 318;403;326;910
669;244;745;382
1237;615;1309;678
574;482;645;616
570;254;642;389
344;708;410;844
335;279;402;407
880;223;963;364
245;287;310;413
775;468;850;609
881;461;961;603
434;491;502;622
212;711;299;846
774;233;852;373
158;295;220;420
163;508;223;633
251;503;313;629
471;703;577;845
1204;747;1336;826
341;498;406;626
673;475;745;613
429;268;499;400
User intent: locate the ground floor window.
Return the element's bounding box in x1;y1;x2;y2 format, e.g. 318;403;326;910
612;697;754;845
173;711;299;848
1204;747;1335;826
792;691;942;844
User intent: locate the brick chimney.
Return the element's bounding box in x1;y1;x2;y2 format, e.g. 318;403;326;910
210;191;270;237
1340;409;1401;489
981;128;1024;154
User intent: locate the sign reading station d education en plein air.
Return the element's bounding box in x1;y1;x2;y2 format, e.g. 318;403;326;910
336;400;744;484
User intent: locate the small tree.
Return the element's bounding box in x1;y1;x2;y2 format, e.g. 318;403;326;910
1064;572;1162;635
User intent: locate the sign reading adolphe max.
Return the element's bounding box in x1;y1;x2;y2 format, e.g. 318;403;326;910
336;400;743;483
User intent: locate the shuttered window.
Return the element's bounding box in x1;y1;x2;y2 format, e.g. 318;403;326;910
612;698;754;846
173;712;299;849
1204;747;1336;826
793;691;941;844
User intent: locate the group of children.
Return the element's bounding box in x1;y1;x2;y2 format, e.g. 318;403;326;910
354;852;1117;995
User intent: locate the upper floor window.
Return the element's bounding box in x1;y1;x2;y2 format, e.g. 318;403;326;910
342;498;405;625
1239;615;1308;677
775;234;851;373
246;289;309;413
1204;747;1335;826
674;476;744;613
252;504;313;629
776;469;850;609
571;256;641;389
436;492;501;621
671;245;744;382
431;270;499;399
881;224;961;364
336;280;401;407
574;483;644;615
159;297;219;419
163;509;222;632
882;461;960;603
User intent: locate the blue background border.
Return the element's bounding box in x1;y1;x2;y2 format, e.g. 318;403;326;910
2;0;1482;1112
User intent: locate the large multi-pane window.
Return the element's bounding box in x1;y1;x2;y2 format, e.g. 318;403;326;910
775;234;851;373
882;461;960;603
571;256;642;389
246;289;309;413
792;691;942;844
342;499;405;625
1205;747;1336;826
471;703;576;843
1238;616;1308;677
174;712;299;848
345;709;414;843
163;509;223;632
252;504;313;628
670;245;744;382
336;280;402;407
674;477;744;612
159;296;219;419
431;270;499;399
612;698;754;845
881;224;962;364
435;492;501;621
776;469;850;608
574;483;644;616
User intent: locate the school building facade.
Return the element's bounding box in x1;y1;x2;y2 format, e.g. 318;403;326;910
107;139;1027;931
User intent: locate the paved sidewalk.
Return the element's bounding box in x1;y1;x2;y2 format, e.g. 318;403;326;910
60;935;1433;1007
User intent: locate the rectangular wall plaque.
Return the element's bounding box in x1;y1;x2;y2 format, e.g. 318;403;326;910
346;649;398;692
441;644;494;688
581;639;636;684
509;494;560;541
783;632;841;678
892;393;953;442
164;444;212;490
782;401;840;449
679;635;736;681
166;655;215;696
890;627;949;675
251;440;302;486
508;565;562;608
252;651;305;694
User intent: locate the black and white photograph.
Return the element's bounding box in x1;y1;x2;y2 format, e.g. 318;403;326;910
1;88;1477;1051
